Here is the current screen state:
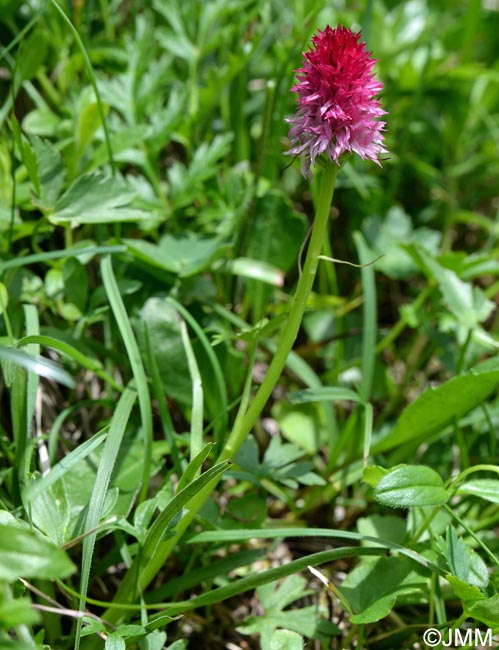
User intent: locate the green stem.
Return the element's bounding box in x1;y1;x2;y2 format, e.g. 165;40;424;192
91;164;339;635
48;0;115;175
221;162;338;460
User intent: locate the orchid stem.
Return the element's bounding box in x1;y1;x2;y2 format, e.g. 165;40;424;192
220;162;339;461
90;163;339;635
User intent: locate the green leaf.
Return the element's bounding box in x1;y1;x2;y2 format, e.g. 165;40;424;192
238;575;324;646
168;134;233;209
126;233;229;277
30;136;65;209
76;87;106;154
269;630;304;650
273;403;321;455
50;173;150;225
374;366;499;453
138;297;192;404
373;465;448;508
438;526;489;588
412;248;495;328
341;554;427;624
362;465;389;488
349;593;397;624
457;479;499;504
446;575;484;603
0;592;40;627
465;594;499;627
30;479;71;546
0;282;8;315
0;524;75;579
104;633;126;650
362;207;440;280
246;191;307;274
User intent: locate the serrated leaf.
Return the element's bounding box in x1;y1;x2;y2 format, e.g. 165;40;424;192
373;465;448;508
446;575;484;603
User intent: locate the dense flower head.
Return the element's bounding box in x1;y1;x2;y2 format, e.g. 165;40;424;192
286;25;387;177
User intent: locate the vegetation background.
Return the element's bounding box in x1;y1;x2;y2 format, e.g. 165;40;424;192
1;0;499;648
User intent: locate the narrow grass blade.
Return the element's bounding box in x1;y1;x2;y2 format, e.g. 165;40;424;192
23;305;40;440
144;324;182;475
98;461;230;630
179;320;203;464
18;334;122;391
154;547;389;617
75;386;136;649
187;527;441;574
47;0;115;173
167;296;228;446
0;346;75;388
25;429;107;502
101;255;152;503
0;245;126;272
353;231;377;402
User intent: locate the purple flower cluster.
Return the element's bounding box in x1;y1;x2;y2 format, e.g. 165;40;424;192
286;25;387;177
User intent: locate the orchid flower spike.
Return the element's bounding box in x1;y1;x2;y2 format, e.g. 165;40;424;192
286;25;387;178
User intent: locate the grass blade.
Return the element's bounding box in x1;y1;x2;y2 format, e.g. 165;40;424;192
101;255;152;503
75;386;136;649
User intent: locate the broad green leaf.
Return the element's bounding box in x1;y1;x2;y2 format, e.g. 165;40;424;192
30;136;65;209
246;191;306;274
374;367;499;453
22;107;61;137
138;297;192;404
362;465;389;488
104;634;126;650
357;515;407;547
168;134;233;209
465;594;499;627
269;630;304;650
238;575;324;646
30;479;71;546
0;595;40;627
446;575;484;603
412;248;495;328
273;403;321;455
349;593;397;624
444;526;469;581
126;233;229;277
49;173;150;225
373;465;448;508
0;524;75;579
362;207;440;279
76;87;105;154
341;553;427;624
457;479;499;504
